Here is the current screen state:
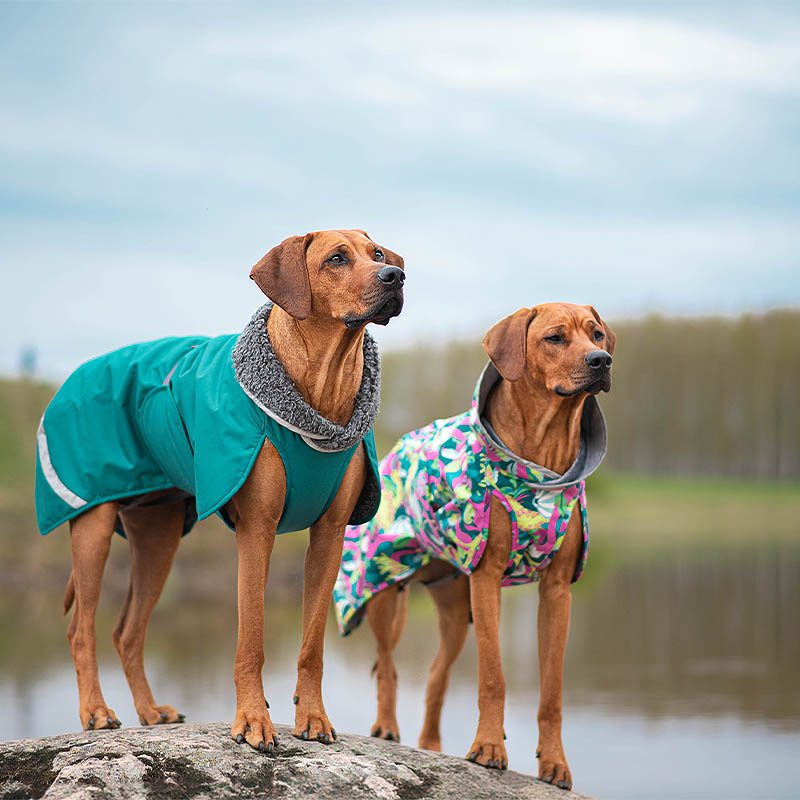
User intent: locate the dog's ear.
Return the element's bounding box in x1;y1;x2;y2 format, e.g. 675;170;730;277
250;234;312;319
380;247;404;269
482;307;536;381
586;305;616;356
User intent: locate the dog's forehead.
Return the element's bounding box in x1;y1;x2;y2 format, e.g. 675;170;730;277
533;303;595;329
309;229;372;253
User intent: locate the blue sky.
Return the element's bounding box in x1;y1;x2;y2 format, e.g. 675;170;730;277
1;1;798;377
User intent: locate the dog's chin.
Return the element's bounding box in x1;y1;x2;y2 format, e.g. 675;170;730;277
555;375;611;397
343;295;404;329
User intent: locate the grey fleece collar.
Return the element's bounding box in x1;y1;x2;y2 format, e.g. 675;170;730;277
232;302;381;453
472;362;608;489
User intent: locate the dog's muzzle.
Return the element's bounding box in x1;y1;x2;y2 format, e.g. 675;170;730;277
556;350;613;396
343;268;406;328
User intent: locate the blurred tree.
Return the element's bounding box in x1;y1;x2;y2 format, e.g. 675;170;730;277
376;310;800;480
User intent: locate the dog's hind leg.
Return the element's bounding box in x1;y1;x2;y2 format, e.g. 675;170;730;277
417;573;470;751
113;499;184;726
366;583;408;741
68;501;121;730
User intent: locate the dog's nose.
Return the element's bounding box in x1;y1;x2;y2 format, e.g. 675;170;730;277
376;266;405;286
586;350;612;370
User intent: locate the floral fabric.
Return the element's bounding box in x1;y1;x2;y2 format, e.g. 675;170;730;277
334;373;589;636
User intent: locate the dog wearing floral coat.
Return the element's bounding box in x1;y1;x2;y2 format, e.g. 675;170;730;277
334;303;615;791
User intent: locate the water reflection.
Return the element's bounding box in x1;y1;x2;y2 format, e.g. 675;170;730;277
1;542;798;799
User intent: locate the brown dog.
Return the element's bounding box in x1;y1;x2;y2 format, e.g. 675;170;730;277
346;303;615;790
56;229;404;752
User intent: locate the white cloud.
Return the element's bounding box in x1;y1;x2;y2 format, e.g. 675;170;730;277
162;9;800;126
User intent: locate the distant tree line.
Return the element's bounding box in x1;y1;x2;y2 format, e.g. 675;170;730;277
375;309;800;480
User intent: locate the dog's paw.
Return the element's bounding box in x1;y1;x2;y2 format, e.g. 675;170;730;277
231;704;278;753
466;735;508;770
537;749;572;790
370;720;401;743
293;697;336;744
138;704;186;727
80;703;121;731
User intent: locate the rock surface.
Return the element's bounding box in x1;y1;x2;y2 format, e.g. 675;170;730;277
0;722;595;800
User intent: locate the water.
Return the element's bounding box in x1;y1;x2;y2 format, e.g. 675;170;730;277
1;542;798;800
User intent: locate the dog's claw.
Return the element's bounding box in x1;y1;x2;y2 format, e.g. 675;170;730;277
178;714;186;722
265;699;270;709
87;717;95;729
302;730;308;740
468;752;476;762
557;781;569;789
536;750;541;758
236;734;244;744
159;712;167;723
267;741;273;753
331;727;336;740
293;695;299;705
258;741;265;753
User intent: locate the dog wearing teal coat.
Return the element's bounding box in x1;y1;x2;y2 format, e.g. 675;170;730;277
36;230;405;752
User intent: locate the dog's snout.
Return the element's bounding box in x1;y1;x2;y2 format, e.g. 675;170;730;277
376;266;405;286
586;350;612;370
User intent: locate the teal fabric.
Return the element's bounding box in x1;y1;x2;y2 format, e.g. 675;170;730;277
35;333;379;536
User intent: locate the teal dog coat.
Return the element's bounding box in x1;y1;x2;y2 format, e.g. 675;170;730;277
35;303;381;537
334;363;607;636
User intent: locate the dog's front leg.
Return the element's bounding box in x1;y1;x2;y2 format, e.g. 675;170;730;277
229;443;285;753
231;520;278;752
466;498;512;770
293;444;367;743
536;509;583;790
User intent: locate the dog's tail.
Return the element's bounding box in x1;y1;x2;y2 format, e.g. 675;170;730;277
63;570;75;615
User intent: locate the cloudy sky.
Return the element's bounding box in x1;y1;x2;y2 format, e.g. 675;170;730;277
1;1;798;377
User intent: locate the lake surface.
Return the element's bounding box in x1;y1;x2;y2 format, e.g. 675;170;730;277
1;541;798;800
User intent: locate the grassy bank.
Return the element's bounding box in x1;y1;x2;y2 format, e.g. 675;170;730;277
587;471;800;552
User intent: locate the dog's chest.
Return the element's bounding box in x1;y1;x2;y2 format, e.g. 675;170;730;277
394;412;588;583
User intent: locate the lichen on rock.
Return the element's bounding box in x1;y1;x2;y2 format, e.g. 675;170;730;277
0;722;594;799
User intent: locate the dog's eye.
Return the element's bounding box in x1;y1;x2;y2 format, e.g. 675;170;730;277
544;334;563;344
593;329;605;341
327;253;346;265
374;250;385;262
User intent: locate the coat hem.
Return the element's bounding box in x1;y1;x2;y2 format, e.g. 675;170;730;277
37;482;180;536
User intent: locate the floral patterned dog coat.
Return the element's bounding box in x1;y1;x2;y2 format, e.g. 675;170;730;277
334;363;608;636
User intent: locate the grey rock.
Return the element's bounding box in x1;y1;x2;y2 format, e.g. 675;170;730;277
0;722;595;800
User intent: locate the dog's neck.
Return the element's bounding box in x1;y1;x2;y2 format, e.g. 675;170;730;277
485;377;586;475
266;306;365;426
